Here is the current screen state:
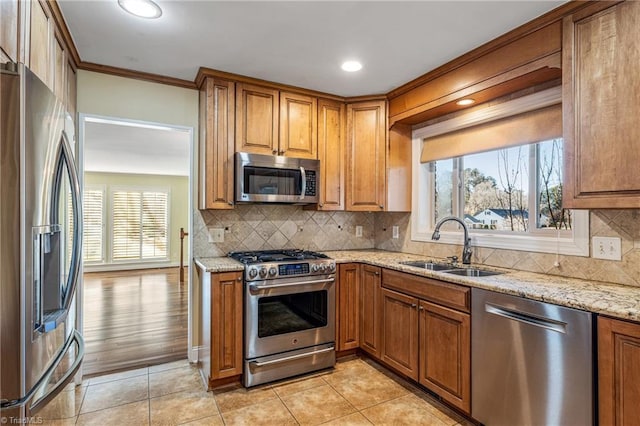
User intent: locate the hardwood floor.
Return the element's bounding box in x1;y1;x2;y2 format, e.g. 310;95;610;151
81;267;188;377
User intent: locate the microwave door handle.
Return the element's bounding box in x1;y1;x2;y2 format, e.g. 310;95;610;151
299;166;306;200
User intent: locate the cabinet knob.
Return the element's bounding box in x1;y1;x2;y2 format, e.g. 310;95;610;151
419;306;424;311
319;203;323;207
411;303;417;308
237;277;242;281
374;271;380;276
272;150;278;155
279;150;285;155
228;201;233;206
379;205;384;209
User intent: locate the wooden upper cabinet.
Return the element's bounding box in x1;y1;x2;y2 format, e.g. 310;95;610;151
199;77;235;210
52;34;65;101
236;83;279;155
317;99;345;210
346;100;386;211
598;316;640;426
419;300;471;414
29;0;52;87
337;263;359;351
280;91;317;159
65;60;77;120
0;0;19;63
563;1;640;208
359;264;382;358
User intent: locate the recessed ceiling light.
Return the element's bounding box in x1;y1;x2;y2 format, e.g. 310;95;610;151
341;61;363;72
118;0;162;19
456;98;475;106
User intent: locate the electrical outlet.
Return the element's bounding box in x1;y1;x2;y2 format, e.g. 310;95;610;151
592;236;621;261
208;227;225;243
392;226;399;239
355;225;363;238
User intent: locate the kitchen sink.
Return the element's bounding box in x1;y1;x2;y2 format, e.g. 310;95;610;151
400;261;456;271
442;268;502;277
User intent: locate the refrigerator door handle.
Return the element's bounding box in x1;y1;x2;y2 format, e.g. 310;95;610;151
0;330;84;411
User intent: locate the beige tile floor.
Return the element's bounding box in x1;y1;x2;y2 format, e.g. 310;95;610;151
36;356;472;426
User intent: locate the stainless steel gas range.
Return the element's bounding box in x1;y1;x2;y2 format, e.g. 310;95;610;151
229;250;336;387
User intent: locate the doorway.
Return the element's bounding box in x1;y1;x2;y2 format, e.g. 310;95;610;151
77;115;193;376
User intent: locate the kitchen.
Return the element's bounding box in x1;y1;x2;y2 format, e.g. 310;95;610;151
1;1;640;425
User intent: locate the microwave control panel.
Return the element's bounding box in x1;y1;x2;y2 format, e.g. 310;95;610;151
305;171;316;196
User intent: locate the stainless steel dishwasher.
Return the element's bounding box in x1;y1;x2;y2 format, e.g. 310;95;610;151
472;288;594;426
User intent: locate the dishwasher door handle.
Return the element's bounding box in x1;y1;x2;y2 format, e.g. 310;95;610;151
485;303;567;334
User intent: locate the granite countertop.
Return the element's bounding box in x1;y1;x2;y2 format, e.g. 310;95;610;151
195;249;640;322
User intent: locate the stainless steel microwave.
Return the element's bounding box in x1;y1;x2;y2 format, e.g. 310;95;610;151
235;152;319;204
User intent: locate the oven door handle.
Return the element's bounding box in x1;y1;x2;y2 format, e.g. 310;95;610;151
249;278;334;292
251;346;335;367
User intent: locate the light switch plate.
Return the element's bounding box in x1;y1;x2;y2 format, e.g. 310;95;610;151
208;227;225;243
355;226;363;238
392;226;399;239
592;236;621;261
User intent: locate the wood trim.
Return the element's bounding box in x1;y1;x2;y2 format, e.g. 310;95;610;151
47;0;79;66
344;94;387;103
208;375;241;390
386;0;592;99
196;66;343;101
79;61;197;90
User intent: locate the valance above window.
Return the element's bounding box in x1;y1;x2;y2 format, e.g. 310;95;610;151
420;95;562;163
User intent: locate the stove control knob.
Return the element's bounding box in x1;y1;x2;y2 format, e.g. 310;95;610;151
259;267;268;278
320;264;327;273
328;263;336;272
268;267;277;277
248;268;258;279
311;264;319;273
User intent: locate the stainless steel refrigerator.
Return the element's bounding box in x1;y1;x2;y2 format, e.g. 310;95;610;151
1;63;84;421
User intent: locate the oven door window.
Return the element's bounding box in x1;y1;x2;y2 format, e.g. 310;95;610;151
257;290;327;338
244;166;301;196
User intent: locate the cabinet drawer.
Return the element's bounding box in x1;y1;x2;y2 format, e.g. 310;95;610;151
382;269;470;313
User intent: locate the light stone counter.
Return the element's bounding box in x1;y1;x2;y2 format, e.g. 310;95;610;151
195;249;640;322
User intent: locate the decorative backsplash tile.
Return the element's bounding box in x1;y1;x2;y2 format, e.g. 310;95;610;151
375;210;640;288
193;205;375;257
194;204;640;288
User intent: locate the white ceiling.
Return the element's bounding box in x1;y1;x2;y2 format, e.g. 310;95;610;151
59;0;566;97
84;120;190;176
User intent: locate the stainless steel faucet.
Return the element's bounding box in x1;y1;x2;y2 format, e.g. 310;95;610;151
431;216;472;265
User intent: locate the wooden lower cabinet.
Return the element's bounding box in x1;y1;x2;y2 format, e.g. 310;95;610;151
598;316;640;425
200;270;243;388
419;300;470;414
359;264;382;357
381;288;419;380
337;263;360;351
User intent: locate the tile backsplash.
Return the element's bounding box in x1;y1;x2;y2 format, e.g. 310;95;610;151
194;205;640;288
376;210;640;288
193;205;375;257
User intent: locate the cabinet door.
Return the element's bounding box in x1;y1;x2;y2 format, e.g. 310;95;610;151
29;0;52;87
65;60;77;120
346;100;386;211
236;83;279;155
280;91;317;158
381;288;419;380
200;77;235;209
0;0;19;63
598;316;640;425
419;300;470;414
52;34;65;102
317;99;345;210
210;271;243;380
563;2;640;208
337;263;359;351
359;264;382;358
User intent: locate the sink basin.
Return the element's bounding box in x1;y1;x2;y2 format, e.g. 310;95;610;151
400;261;455;271
443;268;502;277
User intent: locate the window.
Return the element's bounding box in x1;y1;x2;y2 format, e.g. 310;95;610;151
83;187;105;263
112;190;168;261
411;87;588;256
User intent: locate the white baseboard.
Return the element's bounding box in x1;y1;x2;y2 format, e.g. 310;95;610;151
190;346;202;363
84;261;181;273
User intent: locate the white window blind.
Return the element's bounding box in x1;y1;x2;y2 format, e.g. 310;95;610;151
112;190;168;261
83;188;104;263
